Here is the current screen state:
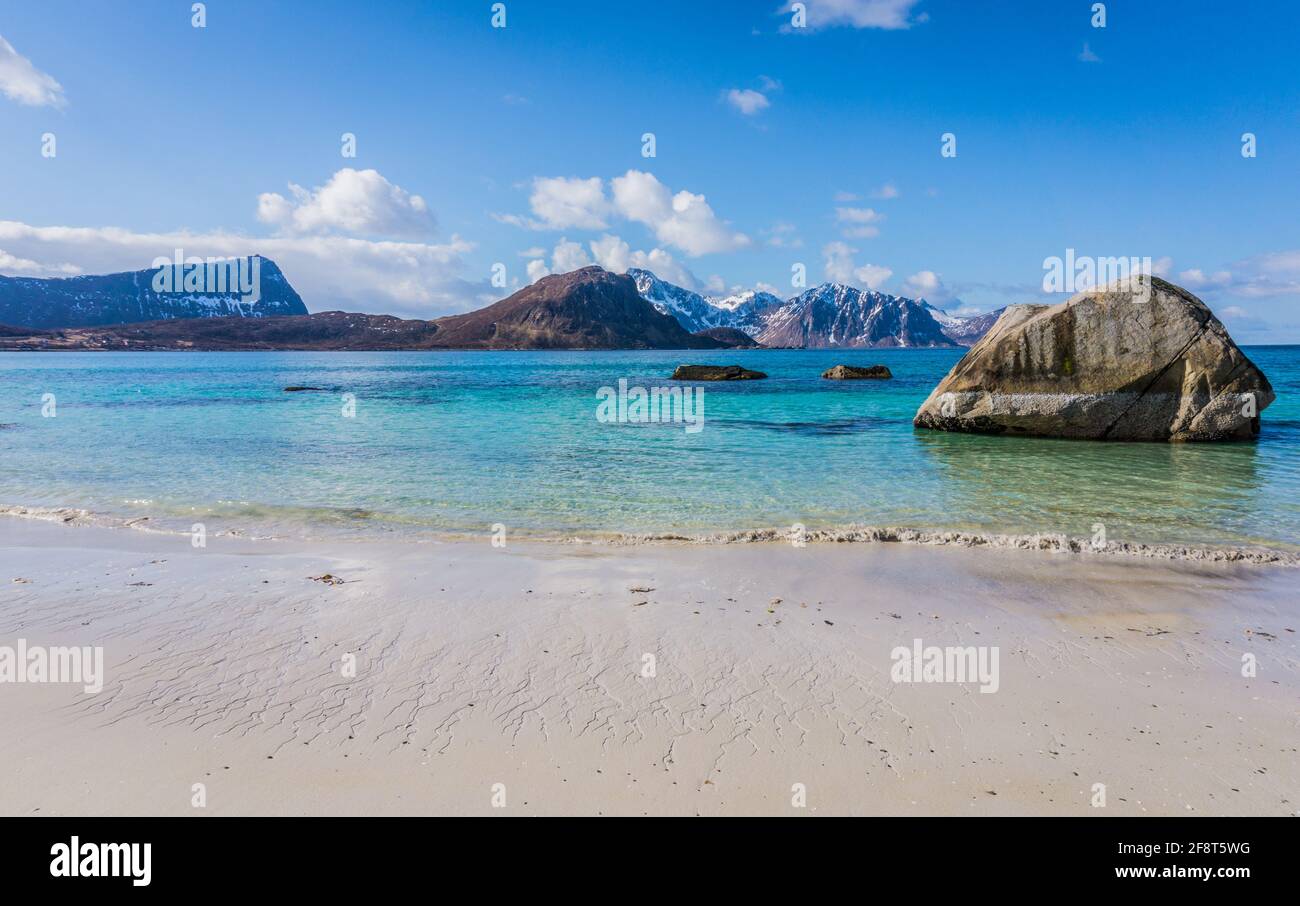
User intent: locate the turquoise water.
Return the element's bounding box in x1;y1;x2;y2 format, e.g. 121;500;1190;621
1;348;1298;550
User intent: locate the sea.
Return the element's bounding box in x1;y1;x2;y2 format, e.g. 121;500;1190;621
2;347;1297;553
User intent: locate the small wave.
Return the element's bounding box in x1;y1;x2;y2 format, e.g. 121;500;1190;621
589;525;1300;567
2;503;1296;567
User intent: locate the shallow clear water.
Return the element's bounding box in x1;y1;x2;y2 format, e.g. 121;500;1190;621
1;347;1297;550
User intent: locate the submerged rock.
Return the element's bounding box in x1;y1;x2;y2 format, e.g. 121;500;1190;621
670;364;767;381
913;277;1273;441
822;364;892;380
283;386;326;392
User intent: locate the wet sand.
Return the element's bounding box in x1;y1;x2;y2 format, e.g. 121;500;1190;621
1;518;1296;816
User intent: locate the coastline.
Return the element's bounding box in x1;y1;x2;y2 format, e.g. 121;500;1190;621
2;516;1297;816
3;501;1297;566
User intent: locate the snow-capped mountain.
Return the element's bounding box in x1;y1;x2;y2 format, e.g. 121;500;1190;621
629;268;784;335
755;283;957;348
0;257;307;329
630;268;999;348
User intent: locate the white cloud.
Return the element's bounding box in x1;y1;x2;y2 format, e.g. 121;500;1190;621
1173;251;1300;300
871;182;900;199
822;242;892;289
0;248;80;276
0;220;480;318
551;238;592;273
526;259;550;284
854;263;894;290
0;34;65;107
497;171;748;258
588;234;700;289
523;176;611;230
834;191;860;202
723;88;770;115
835;206;884;239
903;269;957;304
610;170;749;256
1178;268;1233;289
781;0;925;31
257;168;433;238
1078;43;1101;63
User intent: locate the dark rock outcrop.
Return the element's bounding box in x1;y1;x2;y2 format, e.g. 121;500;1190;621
670;364;767;381
822;364;892;380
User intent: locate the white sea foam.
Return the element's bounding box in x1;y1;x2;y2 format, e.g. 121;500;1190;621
2;504;1295;566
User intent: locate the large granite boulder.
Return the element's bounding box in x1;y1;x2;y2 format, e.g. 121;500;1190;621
913;276;1274;441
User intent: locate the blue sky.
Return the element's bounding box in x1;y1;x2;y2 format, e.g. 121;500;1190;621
1;0;1298;340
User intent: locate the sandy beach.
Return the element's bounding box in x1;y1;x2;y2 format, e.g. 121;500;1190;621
1;517;1295;817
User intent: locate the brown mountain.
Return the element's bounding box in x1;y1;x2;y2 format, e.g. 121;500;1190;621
430;267;721;349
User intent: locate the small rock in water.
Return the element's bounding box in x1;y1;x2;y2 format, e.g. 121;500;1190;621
283;386;326;392
822;364;892;380
669;364;767;381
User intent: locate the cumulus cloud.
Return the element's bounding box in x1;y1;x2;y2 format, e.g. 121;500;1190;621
522;234;700;289
0;34;65;107
257;168;434;238
526;258;550;284
835;206;884;239
822;242;892;289
611;170;750;256
588;234;701;289
872;182;900;199
550;238;592;273
780;0;926;31
522;176;611;230
903;269;957;304
497;171;748;258
1078;43;1101;63
722;88;770;115
0;220;481;318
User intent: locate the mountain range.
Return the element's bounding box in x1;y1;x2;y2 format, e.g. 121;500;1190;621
0;260;1002;350
632;268;998;348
